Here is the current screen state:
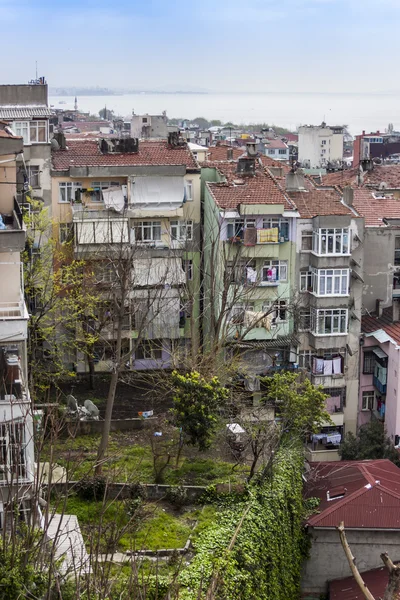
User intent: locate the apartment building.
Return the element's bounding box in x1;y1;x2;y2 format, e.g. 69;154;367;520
0;82;52;211
288;173;364;459
0;122;35;524
50;133;201;373
202;145;299;388
298;122;344;168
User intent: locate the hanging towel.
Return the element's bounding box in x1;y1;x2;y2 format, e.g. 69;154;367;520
257;227;279;244
244;228;257;246
246;267;257;283
333;357;342;374
314;357;324;374
323;360;333;375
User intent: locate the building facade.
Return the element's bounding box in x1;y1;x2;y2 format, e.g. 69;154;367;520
298;123;344;169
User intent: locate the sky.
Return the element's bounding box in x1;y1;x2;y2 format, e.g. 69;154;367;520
1;0;400;93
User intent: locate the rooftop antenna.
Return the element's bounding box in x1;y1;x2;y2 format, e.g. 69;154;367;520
35;61;38;80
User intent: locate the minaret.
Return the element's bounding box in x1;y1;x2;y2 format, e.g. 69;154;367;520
74;96;78;111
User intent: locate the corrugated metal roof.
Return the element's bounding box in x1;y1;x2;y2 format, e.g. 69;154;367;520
330;566;389;600
0;106;52;119
372;347;388;359
306;460;400;530
229;334;299;349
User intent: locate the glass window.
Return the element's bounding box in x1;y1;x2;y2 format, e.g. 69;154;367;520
171;220;193;242
298;310;311;331
185;180;193;201
298;349;312;370
278;149;286;155
134;221;161;242
363;351;375;374
28;166;40;188
59;181;82;203
268;149;276;154
13;121;29;143
362;391;374;411
59;223;73;244
30;121;47;143
301;230;312;251
316;269;349;296
227;219;244;240
313;228;350;255
262;260;288;282
136;340;162;360
300;270;312;292
182;259;193;281
311;309;348;335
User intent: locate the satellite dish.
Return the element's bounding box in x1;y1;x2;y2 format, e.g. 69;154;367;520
67;395;78;412
84;400;100;419
379;181;388;190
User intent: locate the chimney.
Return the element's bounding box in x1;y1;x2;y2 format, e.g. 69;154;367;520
393;300;400;322
236;157;256;176
269;166;283;178
227;148;234;161
362;130;365;136
246;141;257;157
53;131;66;150
343;186;354;207
376;299;383;318
285;170;306;192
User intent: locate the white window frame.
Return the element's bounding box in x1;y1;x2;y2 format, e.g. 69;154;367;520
182;259;193;281
171;220;193;242
312;228;350;256
362;390;375;411
134;221;161;243
90;181;120;202
301;230;313;251
136;340;162;360
262;260;288;283
298;349;313;370
226;219;244;240
29;120;48;143
185;180;193;202
300;270;313;292
313;269;350;297
59;223;73;244
28;165;40;188
311;308;348;336
278;149;287;155
0;422;27;481
59;181;82;204
13;121;29;143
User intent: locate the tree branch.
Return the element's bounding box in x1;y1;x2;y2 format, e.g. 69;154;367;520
336;522;376;600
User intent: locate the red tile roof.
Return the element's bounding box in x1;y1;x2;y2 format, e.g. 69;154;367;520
306;460;400;529
52;139;199;171
362;307;400;345
206;161;296;210
265;138;288;150
330;567;389;600
321;165;400;189
352;189;400;226
201;145;244;162
286;178;353;218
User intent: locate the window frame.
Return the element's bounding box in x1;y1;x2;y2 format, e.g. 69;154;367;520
312;228;350;256
134;220;162;243
59;223;73;244
28;165;40;188
362;390;375;411
171;220;193;242
182;259;193;281
226;219;244;240
136;340;162;360
59;181;82;204
311;308;348;336
29;120;48;143
363;351;375;374
301;230;313;251
262;259;288;283
314;268;350;297
185;180;193;202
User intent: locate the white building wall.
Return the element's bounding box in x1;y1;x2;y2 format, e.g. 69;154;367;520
298;126;344;168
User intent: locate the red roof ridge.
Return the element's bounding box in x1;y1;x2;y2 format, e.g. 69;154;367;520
358;463;379;486
307;482;377;527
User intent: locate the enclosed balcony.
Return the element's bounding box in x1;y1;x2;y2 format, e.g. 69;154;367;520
0;199;26;252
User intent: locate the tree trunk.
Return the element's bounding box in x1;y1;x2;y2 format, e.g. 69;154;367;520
381;553;400;600
95;316;123;475
337;522;376;600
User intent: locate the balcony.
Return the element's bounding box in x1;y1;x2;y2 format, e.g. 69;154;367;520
0;297;29;342
0;199;26;252
226;228;289;246
373;375;386;395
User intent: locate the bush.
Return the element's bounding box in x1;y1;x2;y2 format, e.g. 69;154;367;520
165;485;188;508
76;475;106;501
129;482;148;500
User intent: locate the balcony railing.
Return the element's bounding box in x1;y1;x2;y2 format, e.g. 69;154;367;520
226;228;289;246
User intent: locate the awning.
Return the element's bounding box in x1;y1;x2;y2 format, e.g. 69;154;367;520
132;176;184;210
372;347;388;359
132;257;186;287
228;334;299;349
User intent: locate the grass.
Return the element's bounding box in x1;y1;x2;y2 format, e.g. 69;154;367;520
41;432;249;486
53;494;218;552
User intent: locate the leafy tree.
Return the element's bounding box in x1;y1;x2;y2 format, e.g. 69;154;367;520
210;120;222;126
170;370;228;451
261;371;330;436
99;107;114;120
191;117;210;129
339;420;400;465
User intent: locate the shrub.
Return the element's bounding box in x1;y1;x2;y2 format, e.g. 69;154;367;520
129;482;148;500
165;485;188;508
76;475;106;501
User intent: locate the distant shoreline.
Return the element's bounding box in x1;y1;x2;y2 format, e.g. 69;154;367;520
50;90;209;97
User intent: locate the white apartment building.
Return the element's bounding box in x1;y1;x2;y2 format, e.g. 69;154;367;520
298;123;344;169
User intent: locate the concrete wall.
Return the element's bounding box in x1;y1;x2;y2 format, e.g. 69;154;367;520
298;126;343;168
0;84;48;106
363;225;400;311
302;527;400;594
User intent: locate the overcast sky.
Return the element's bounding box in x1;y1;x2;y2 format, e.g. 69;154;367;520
1;0;400;93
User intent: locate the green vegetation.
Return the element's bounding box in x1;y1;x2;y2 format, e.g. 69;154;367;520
340;420;400;465
178;446;309;600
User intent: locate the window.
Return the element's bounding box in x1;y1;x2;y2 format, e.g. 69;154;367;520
13;122;29;143
91;181;120;202
321;149;326;155
300;270;313;292
171;220;193;242
362;391;375;411
231;303;255;323
59;223;73;244
94;262;116;284
59;181;82;203
298;349;312;370
395;237;400;266
274;300;287;322
311;309;348;335
29;120;47;143
262;260;288;283
227;219;244;240
268;149;276;154
0;422;27;480
28;166;40;188
245;219;256;228
298;310;311;331
363;351;375;374
263;218;289;240
136;340;162;360
185;180;193;202
301;230;313;251
313;228;350;255
278;149;287;155
315;269;349;296
321;140;327;146
134;221;161;242
142;117;148;124
182;259;193;281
